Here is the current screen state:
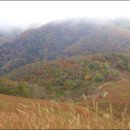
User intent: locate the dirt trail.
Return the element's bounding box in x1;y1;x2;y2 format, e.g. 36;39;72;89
99;76;127;90
85;75;128;99
98;76;128;98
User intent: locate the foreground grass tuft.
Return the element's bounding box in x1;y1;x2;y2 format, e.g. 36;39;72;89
0;94;129;129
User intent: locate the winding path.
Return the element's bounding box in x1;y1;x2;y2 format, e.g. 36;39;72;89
85;75;127;100
99;76;127;89
98;76;127;97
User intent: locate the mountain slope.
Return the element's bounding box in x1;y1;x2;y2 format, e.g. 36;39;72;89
0;28;21;45
5;53;130;100
0;19;130;75
0;93;129;129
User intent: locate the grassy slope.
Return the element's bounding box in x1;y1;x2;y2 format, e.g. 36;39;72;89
0;93;128;129
78;71;130;120
97;72;130;118
0;66;130;128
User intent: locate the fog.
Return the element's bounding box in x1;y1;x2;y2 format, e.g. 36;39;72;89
0;1;130;31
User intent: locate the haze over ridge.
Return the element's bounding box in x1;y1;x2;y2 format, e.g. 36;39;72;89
0;1;130;31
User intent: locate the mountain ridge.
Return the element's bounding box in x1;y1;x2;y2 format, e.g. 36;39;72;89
0;18;130;75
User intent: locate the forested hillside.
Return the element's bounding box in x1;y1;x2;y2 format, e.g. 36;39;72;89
0;53;129;100
0;19;130;75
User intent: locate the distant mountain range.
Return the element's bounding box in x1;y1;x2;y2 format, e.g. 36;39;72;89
0;18;130;75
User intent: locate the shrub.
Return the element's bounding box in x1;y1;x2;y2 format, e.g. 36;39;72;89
64;80;78;90
17;82;30;97
103;63;110;70
94;73;104;82
104;69;119;81
89;62;99;70
56;90;64;97
127;62;130;71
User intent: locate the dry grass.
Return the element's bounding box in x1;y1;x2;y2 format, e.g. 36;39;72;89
0;94;129;129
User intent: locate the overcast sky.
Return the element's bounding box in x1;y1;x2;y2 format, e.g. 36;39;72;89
0;1;130;30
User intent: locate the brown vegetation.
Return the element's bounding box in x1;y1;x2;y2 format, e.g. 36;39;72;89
0;94;129;129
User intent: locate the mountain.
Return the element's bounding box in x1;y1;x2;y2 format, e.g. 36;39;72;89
0;28;21;45
0;18;130;129
0;18;130;75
